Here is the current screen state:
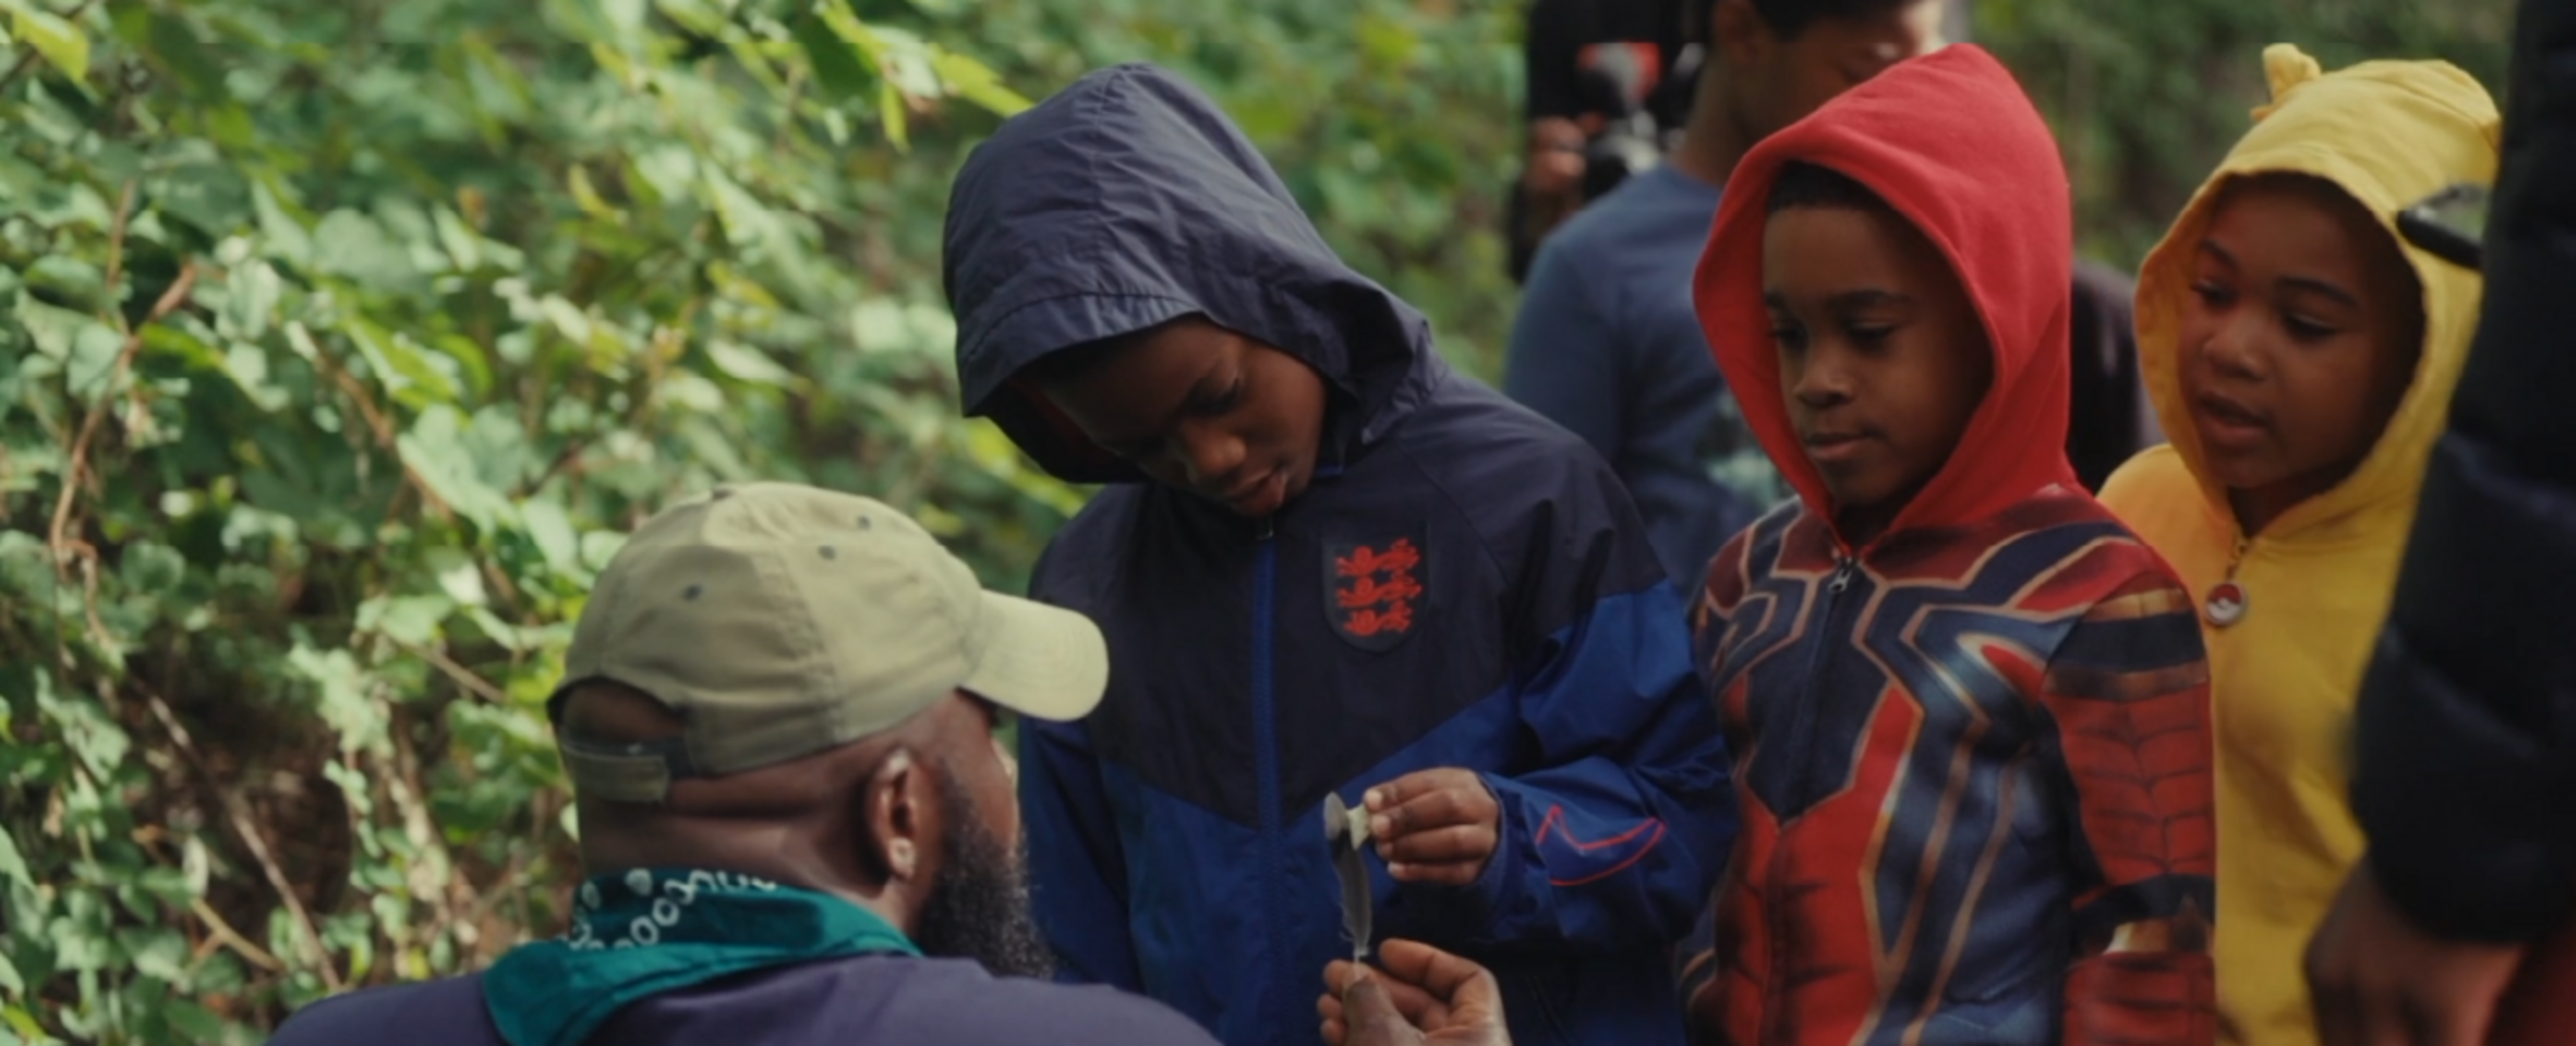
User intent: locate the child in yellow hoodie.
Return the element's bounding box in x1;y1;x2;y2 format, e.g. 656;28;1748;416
2097;45;2499;1046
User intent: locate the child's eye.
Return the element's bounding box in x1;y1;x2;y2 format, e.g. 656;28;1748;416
1190;379;1246;417
1846;322;1896;346
1771;325;1806;352
1102;436;1160;460
2190;280;2235;307
2283;315;2341;341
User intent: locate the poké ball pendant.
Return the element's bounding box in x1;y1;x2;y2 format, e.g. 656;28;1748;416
2204;581;2249;627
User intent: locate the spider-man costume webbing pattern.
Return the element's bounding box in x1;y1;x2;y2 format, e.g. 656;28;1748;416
1676;47;2216;1046
1680;494;2216;1046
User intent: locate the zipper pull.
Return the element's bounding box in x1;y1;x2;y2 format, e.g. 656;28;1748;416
2205;537;2253;628
1828;557;1856;594
1257;516;1275;541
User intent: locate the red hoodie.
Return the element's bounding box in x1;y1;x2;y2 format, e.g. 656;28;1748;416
1677;47;2217;1046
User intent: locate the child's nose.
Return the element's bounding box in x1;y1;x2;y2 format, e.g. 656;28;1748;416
2201;316;2269;379
1177;430;1247;487
1790;356;1854;406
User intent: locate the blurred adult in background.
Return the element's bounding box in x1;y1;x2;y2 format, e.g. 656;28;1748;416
2305;0;2576;1042
1509;0;1697;282
1502;0;1948;586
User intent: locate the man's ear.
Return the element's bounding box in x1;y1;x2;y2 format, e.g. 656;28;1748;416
1712;0;1773;67
861;748;931;885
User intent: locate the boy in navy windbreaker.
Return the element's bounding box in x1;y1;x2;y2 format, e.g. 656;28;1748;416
943;64;1734;1046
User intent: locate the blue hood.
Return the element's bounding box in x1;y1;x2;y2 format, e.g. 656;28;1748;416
944;63;1437;484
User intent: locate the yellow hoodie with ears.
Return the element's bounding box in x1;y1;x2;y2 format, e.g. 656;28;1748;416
2098;45;2498;1046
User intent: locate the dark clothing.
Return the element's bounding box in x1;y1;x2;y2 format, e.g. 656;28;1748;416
2352;0;2576;946
1524;0;1695;129
265;956;1220;1046
1502;164;1784;586
946;64;1733;1046
2065;261;2160;491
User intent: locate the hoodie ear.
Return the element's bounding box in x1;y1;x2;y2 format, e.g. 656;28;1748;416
2251;43;2325;123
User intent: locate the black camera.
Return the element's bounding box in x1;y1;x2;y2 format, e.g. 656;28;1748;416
1572;44;1688;202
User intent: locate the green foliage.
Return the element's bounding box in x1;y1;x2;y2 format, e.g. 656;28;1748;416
0;0;1076;1039
0;0;1525;1039
1979;0;2513;265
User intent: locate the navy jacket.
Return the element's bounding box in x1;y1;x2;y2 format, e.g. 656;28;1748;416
2352;0;2576;944
264;957;1219;1046
946;64;1734;1046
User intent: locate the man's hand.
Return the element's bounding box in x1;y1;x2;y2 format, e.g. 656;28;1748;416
1522;117;1588;198
1318;939;1510;1046
1366;769;1501;886
2307;862;2528;1046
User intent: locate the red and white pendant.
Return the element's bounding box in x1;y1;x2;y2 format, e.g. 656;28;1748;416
2204;581;2249;627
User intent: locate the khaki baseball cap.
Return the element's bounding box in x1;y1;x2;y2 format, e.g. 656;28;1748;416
552;482;1107;803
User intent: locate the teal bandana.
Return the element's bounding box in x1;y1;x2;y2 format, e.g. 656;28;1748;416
483;867;919;1046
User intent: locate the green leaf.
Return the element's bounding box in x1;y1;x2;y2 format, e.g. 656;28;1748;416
356;593;451;646
2;0;89;84
117;542;186;596
930;49;1031;117
287;644;383;755
221;261;282;338
156;1002;230;1043
706;339;792;385
127;8;222;97
312;209;415;288
23;257;105;312
653;0;727;36
349;320;460;406
538;295;592;346
64;321;125;398
877;79;908;150
120;928;189;988
425;547;489;608
517;497;580;575
791;11;873;103
700;169;790;256
430;207;482;272
0;826;29;887
398;406;511;528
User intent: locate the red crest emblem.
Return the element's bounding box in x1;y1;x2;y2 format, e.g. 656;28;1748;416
1326;537;1423;653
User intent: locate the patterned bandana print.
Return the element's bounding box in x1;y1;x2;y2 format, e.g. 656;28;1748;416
484;867;919;1046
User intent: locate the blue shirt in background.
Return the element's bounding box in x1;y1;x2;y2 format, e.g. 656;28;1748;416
1503;164;1787;585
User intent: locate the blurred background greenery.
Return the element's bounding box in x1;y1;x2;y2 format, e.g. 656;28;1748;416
0;0;2509;1041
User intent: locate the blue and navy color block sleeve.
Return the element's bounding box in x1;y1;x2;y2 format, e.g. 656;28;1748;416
1456;583;1731;952
1397;452;1735;954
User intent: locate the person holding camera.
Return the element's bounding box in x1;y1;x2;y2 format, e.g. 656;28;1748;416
1511;0;1696;280
1501;0;1948;587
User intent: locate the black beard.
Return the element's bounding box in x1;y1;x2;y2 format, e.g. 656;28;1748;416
911;775;1055;980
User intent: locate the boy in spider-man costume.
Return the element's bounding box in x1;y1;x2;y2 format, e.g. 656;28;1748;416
1676;46;2216;1046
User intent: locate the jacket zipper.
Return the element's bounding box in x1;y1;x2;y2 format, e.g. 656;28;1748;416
1251;514;1288;1032
1763;554;1858;1043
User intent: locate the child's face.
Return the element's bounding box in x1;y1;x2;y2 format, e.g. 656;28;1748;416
1036;318;1326;519
1764;204;1992;540
2179;178;2424;521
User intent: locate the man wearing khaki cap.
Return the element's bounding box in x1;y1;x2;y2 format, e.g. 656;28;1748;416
271;483;1220;1046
